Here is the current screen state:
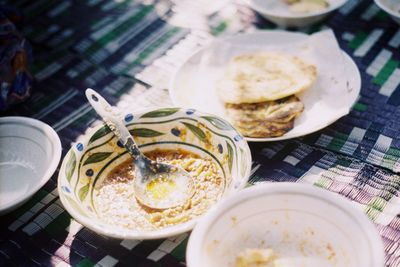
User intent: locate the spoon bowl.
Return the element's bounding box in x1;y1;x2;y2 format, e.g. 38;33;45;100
85;88;193;209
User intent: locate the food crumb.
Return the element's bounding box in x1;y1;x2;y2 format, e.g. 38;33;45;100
326;243;336;261
235;248;275;267
231;216;238;225
299;239;308;256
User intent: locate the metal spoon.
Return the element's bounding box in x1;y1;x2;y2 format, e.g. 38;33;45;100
85;88;194;209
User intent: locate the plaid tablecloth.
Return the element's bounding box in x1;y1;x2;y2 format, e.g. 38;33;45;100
1;0;400;266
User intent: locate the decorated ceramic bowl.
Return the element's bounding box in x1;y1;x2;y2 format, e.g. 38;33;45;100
58;107;252;239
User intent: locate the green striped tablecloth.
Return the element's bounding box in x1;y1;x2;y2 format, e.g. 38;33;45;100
1;0;400;266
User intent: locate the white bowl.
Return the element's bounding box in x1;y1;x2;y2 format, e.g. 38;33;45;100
187;183;385;267
375;0;400;24
246;0;348;27
0;117;62;214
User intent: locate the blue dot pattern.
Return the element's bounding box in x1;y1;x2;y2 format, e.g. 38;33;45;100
61;186;71;193
124;113;133;122
86;169;94;177
234;135;243;142
186;109;195;115
171;128;181;137
217;144;223;153
117;140;124;148
76;143;84;151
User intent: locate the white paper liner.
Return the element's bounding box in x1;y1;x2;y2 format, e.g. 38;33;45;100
172;29;360;141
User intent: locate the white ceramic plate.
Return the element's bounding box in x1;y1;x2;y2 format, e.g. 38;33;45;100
0;117;62;214
187;183;385;267
170;31;361;142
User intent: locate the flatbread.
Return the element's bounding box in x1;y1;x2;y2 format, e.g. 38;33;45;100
217;53;317;104
224;95;304;138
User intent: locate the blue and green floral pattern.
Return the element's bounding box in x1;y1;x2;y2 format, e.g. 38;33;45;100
58;108;252;239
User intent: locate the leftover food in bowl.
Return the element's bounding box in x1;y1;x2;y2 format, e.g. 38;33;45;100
58;108;252;239
95;149;224;231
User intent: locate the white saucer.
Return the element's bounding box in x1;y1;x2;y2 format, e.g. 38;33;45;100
170;31;361;142
0;117;62;214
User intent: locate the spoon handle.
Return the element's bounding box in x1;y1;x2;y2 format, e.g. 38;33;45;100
85;88;142;159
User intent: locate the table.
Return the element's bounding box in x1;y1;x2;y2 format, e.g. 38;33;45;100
1;0;400;266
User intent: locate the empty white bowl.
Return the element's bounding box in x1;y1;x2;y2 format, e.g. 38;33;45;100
0;117;62;214
246;0;348;27
187;183;384;267
375;0;400;24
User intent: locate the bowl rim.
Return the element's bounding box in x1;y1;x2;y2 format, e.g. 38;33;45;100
374;0;400;19
0;116;62;214
186;182;385;267
245;0;349;19
57;107;253;239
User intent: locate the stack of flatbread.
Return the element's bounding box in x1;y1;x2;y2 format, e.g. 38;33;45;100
217;52;317;138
